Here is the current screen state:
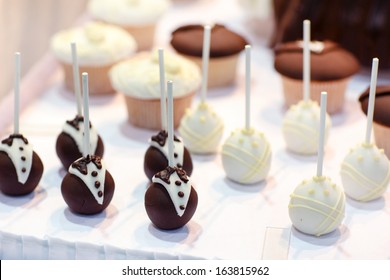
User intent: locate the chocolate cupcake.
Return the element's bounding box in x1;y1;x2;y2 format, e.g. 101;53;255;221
359;85;390;158
170;24;248;88
274;40;360;114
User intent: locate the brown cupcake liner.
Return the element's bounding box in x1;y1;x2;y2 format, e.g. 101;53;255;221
373;122;390;159
281;76;350;114
122;24;156;51
123;92;195;130
183;54;239;88
62;63;115;96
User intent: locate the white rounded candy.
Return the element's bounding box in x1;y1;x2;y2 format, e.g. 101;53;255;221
289;176;345;236
221;128;271;184
341;143;390;202
282;100;331;155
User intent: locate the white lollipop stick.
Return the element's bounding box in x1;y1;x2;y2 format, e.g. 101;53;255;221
71;42;82;116
365;58;379;145
158;48;167;131
303;20;310;102
245;45;251;131
316;92;327;177
167;80;174;167
14;52;21;134
82;73;91;157
200;25;211;103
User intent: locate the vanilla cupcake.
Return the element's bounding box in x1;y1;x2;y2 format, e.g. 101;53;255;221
88;0;171;50
51;21;137;95
109;50;201;130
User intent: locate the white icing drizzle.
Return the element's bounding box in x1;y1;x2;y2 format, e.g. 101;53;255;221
68;158;106;205
0;137;33;184
152;169;191;217
149;134;184;168
62;119;98;155
297;40;325;53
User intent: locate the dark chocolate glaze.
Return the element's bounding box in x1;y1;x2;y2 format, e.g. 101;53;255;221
145;180;198;230
0;150;44;196
1;134;29;146
170;24;248;58
61;168;115;215
359;85;390;126
274;40;360;81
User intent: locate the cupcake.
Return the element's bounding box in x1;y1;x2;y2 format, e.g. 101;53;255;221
359;85;390;158
87;0;171;51
109;50;201;130
274;40;360;114
50;21;137;95
170;24;248;88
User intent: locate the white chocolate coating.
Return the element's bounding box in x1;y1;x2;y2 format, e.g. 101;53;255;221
289;176;345;236
178;102;224;154
0;137;33;184
109;50;201;99
341;143;390;202
221;128;272;184
152;169;191;217
50;21;137;66
69;158;106;205
88;0;170;26
282;100;331;155
149;135;184;168
62;120;99;155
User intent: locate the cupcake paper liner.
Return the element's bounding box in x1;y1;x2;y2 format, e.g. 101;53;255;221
122;24;156;51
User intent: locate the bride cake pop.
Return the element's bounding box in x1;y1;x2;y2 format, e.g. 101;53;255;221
0;53;44;196
289;92;345;236
340;58;390;201
221;45;272;184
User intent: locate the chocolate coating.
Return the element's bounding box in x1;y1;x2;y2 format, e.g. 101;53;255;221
143;146;193;181
359;85;390;126
56;132;104;170
274;40;360;81
61;169;115;215
0;151;44;196
171;24;248;58
145;182;198;230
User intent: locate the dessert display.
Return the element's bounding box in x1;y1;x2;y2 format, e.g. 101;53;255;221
0;53;44;196
170;23;247;88
282;21;331;155
222;46;272;184
145;80;198;230
50;21;137;95
61;73;115;214
341;58;390;201
178;25;224;154
87;0;171;50
56;43;104;170
289;92;346;236
274;21;360;114
109;50;201;130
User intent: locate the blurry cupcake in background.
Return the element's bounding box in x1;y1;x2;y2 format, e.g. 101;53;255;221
88;0;171;51
274;40;360;114
50;21;137;95
170;24;248;88
109;50;201;130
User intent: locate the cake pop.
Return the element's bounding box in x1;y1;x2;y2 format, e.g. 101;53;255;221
61;73;114;214
145;81;198;230
341;58;390;201
289;92;345;236
221;45;272;184
282;20;331;155
56;42;104;170
0;53;44;196
144;48;193;181
178;25;224;154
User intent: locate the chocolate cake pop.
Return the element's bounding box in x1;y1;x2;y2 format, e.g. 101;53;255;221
0;53;44;196
61;73;114;214
145;80;198;230
144;49;192;181
56;43;104;170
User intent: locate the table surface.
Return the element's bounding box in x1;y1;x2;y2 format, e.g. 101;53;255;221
1;0;390;260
